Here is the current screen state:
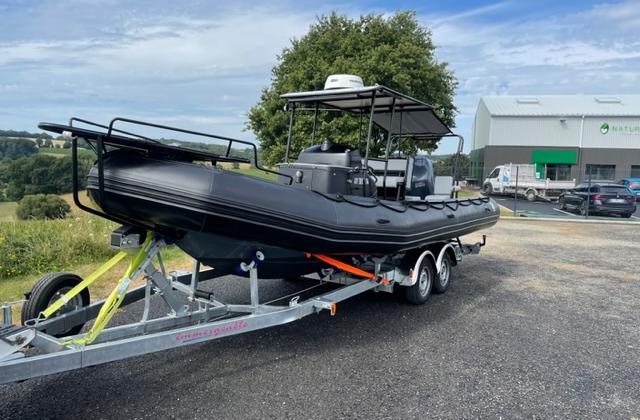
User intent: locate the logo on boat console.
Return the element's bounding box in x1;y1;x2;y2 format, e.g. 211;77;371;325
175;320;247;343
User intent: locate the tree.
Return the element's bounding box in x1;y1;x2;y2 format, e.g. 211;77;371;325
4;154;92;200
44;139;53;148
433;154;471;179
0;138;38;159
247;11;457;165
16;194;71;220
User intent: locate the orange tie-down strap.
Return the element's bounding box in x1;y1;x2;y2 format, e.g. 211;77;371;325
305;253;389;285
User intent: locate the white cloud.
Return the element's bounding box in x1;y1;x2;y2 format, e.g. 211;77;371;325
1;1;639;156
424;0;640;152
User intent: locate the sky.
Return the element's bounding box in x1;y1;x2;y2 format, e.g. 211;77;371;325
1;0;639;154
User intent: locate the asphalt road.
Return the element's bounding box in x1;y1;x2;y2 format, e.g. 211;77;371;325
2;219;639;419
493;195;640;220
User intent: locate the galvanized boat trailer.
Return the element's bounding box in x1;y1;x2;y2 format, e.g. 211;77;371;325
0;230;485;385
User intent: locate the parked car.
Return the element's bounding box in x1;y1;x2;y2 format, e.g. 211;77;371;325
558;183;637;218
619;178;640;201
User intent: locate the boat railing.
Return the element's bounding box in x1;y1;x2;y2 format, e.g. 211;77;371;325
66;116;293;229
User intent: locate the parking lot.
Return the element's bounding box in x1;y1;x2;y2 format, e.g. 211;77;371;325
1;218;639;418
493;195;640;221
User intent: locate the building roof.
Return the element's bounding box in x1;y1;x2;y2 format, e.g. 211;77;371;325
480;95;640;117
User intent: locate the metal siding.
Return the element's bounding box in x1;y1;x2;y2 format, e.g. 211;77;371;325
482;95;640;117
581;117;640;149
473;100;492;149
489;116;581;147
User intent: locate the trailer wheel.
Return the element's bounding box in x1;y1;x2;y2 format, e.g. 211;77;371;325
21;272;90;337
525;189;537;202
404;258;434;305
433;253;453;294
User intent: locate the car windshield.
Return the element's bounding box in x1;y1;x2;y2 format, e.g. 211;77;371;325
628;181;640;190
600;186;631;195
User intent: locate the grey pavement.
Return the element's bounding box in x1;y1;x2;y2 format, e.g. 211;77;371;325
1;219;639;419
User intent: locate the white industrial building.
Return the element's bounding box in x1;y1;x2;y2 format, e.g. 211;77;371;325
470;95;640;183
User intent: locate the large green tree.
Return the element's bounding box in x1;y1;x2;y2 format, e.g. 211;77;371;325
4;154;92;201
247;11;457;165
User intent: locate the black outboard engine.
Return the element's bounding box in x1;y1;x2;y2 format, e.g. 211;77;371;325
405;155;434;200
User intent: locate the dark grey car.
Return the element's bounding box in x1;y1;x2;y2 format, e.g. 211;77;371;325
559;183;637;218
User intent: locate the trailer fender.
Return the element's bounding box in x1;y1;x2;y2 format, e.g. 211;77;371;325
436;243;458;271
407;250;436;287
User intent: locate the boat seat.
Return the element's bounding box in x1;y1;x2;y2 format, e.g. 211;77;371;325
297;141;362;168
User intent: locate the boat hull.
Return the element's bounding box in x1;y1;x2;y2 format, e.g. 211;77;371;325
86;152;499;276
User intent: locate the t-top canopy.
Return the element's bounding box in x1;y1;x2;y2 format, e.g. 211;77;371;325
281;85;452;137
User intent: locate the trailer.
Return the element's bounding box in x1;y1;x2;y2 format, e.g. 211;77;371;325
0;228;486;385
483;163;575;201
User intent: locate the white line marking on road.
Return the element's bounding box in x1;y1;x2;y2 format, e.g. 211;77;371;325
631;215;640;220
553;208;578;217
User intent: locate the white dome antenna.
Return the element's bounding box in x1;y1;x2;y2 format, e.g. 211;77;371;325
324;74;364;90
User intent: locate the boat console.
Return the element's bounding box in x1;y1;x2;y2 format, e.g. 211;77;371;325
277;140;377;197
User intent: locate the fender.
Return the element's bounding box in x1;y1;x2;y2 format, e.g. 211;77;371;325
435;243;456;273
407;243;456;287
408;250;435;287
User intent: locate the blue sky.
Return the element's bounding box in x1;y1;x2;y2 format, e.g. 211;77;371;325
1;0;639;153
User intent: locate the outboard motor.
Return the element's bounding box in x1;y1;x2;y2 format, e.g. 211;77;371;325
405;155;434;200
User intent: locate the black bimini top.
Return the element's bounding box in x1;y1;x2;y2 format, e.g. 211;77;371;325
281;85;452;137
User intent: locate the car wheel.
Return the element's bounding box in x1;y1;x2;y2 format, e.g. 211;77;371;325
525;189;536;202
579;201;588;216
559;197;566;210
483;183;493;195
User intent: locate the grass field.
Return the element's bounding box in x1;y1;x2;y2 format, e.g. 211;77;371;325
0;201;17;221
37;147;94;159
229;166;277;180
0;192;191;321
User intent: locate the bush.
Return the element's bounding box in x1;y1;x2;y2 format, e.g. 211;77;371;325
16;194;71;220
0;214;116;278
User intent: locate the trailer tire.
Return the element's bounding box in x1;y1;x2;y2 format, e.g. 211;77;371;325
433;253;453;294
525;189;537;202
483;183;493;194
21;272;90;337
404;258;434;305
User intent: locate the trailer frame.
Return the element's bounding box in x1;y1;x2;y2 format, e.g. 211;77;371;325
0;235;485;385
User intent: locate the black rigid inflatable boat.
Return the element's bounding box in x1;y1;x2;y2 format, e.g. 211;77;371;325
38;79;499;279
82;150;497;275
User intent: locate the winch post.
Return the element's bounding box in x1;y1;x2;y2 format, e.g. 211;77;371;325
250;266;259;307
2;303;12;325
190;259;200;298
